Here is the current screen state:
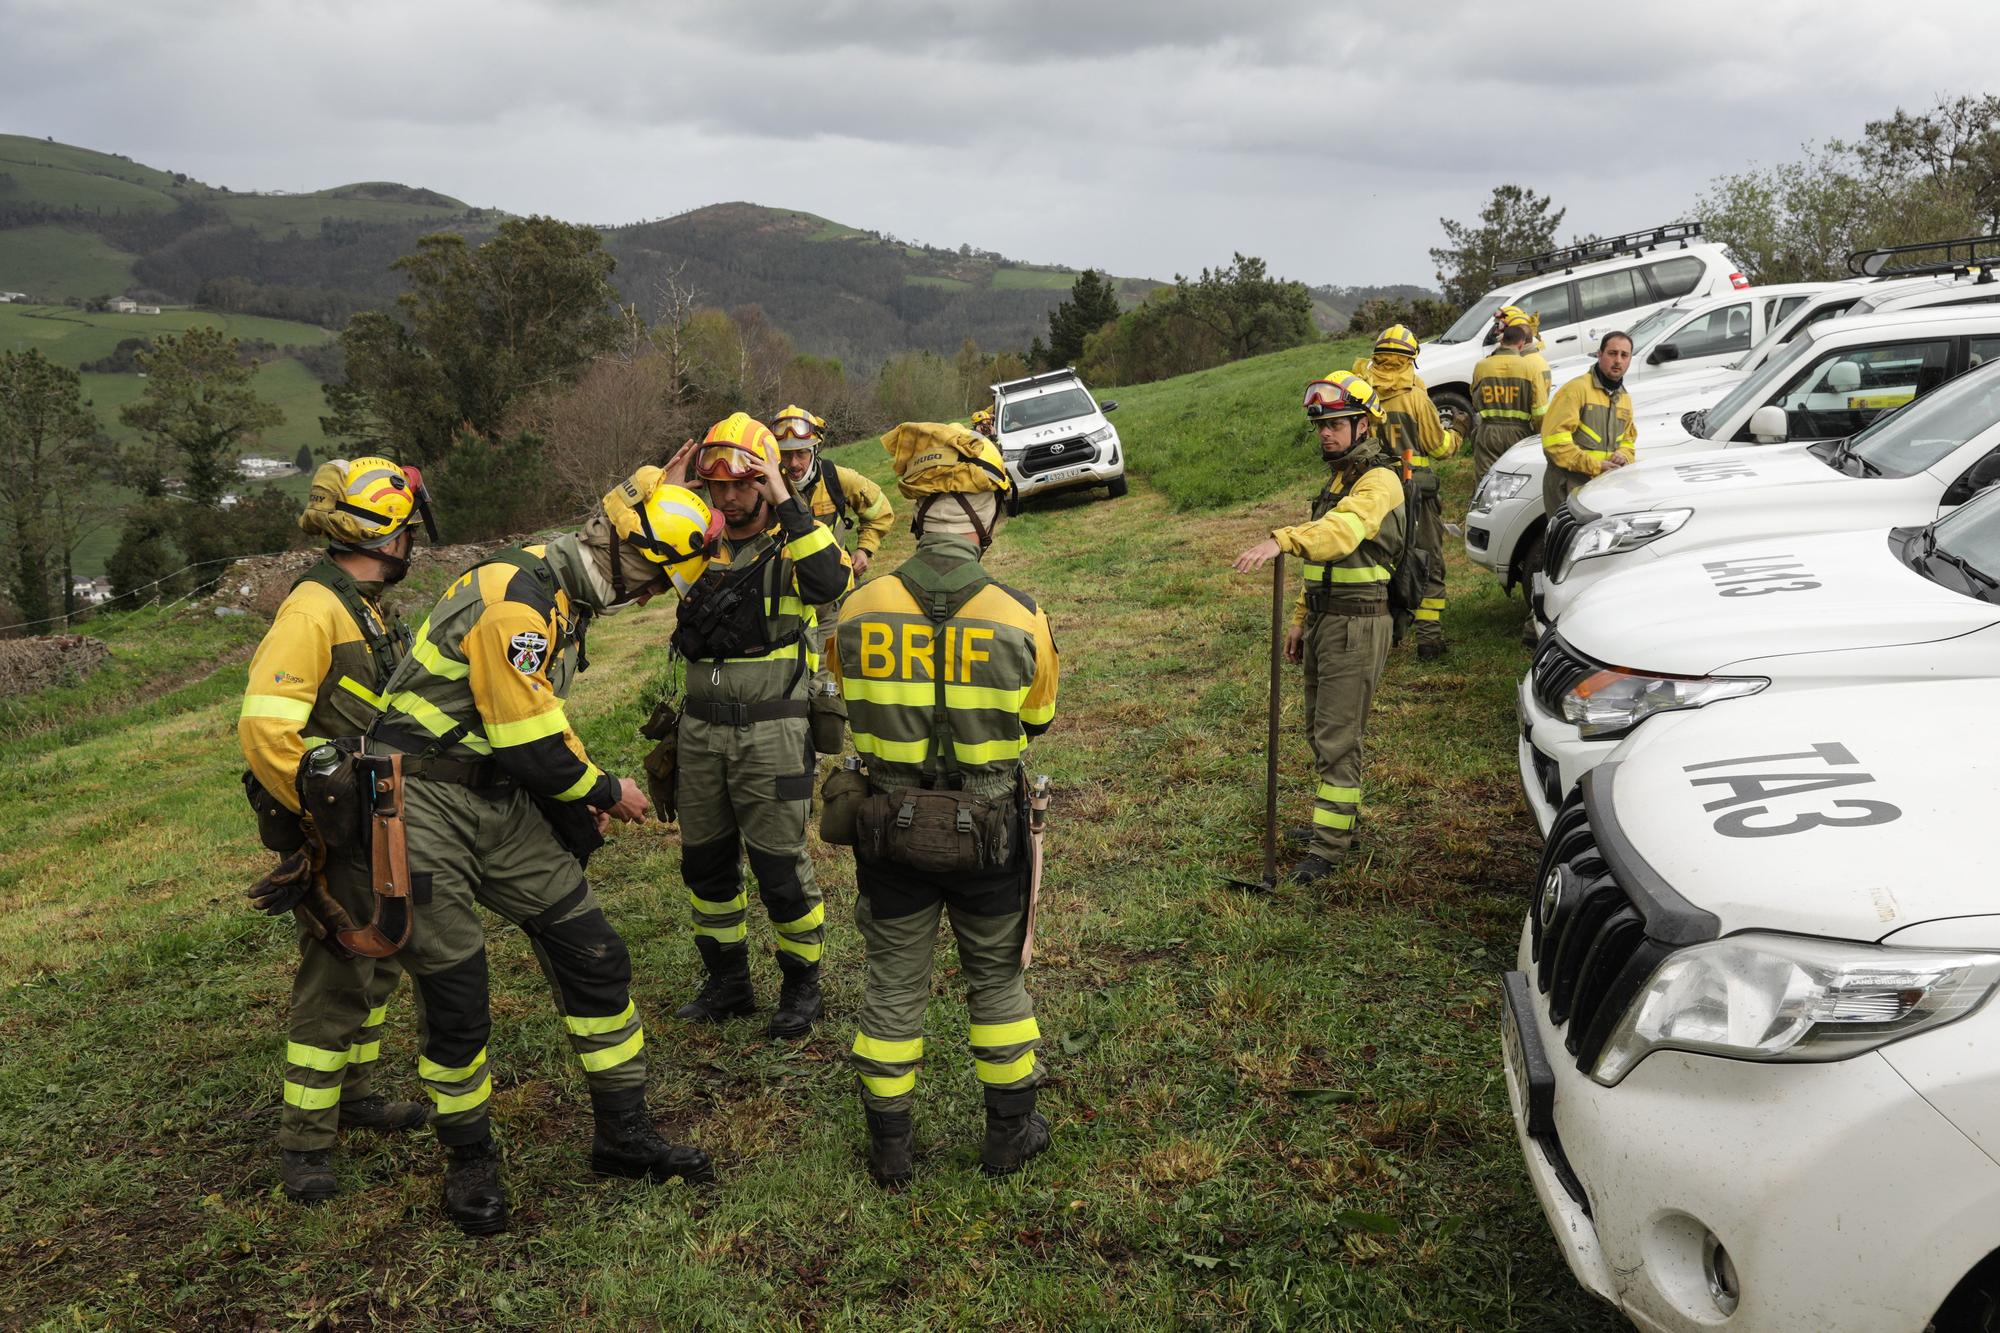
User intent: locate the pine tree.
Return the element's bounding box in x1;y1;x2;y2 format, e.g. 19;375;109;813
1045;269;1121;367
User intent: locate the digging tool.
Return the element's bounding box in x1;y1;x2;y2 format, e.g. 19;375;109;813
1020;774;1051;968
1220;553;1283;892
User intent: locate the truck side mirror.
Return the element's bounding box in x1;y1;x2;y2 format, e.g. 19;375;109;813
1099;400;1118;413
1748;405;1789;443
1649;343;1681;365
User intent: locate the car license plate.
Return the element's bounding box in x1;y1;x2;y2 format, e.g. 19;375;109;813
1501;970;1557;1137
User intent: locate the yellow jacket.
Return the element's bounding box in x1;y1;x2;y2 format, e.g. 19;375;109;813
804;462;895;556
1352;354;1456;467
1543;370;1637;478
1273;448;1406;629
1471;347;1549;427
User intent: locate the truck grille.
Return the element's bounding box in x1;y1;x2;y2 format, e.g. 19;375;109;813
1528;632;1599;718
1542;502;1581;582
1530;794;1679;1073
1019;437;1093;476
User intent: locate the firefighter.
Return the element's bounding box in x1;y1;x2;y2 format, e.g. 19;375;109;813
1498;305;1555;401
366;468;717;1235
667;413;852;1038
1542;331;1638;514
239;458;436;1204
1231;372;1406;884
1354;324;1452;659
1470;316;1549;488
824;421;1058;1186
971;407;997;441
771;404;895;580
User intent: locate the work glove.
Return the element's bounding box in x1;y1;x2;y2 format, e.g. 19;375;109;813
643;737;678;824
247;847;315;916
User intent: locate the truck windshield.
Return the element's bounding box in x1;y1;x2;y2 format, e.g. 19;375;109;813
1000;386;1096;432
1699;334;1820;438
1916;487;2000;600
1844;360;2000;478
1435;300;1503;345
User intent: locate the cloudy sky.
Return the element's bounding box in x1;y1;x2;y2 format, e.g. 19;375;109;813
6;0;1999;289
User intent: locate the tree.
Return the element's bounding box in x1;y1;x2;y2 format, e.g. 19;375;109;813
121;326;282;506
0;350;100;626
1046;269;1121;366
294;443;314;472
1152;255;1317;363
1429;185;1567;307
325;216;624;465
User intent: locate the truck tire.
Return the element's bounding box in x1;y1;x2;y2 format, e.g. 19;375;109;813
1431;388;1473;439
1107;475;1129;499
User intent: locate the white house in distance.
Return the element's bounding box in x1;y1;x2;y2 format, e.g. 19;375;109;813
236;457;297;479
0;290;27;303
105;298;161;315
69;576;112;605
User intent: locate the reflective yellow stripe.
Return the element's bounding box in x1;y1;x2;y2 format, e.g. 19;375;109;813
431;1074;492;1115
1405;453;1432;468
694;921;748;943
1021;700;1055;727
1577;422;1603;443
1303;564;1391;584
953;736;1026;764
775;935;824;962
418;1047;488;1083
853;732;929;762
1542;430;1574;447
1331;510;1366;540
285;1041;351;1072
774;903;825;935
969;1017;1040;1047
1314;808;1357;830
349;1040;381;1065
388;691;492;755
410;625;468;681
552;763;602;802
852;1033;924;1062
689;889;747;915
763;596;805;618
485;706;570;748
841;678;932;707
364;1004;388;1028
785;525;836;561
241;694;313;722
975;1051;1037;1084
284;1081;343;1110
1420;598;1446;609
946;683;1032;711
1413;609;1440;621
337;676;387;710
578;1028;645;1073
1316;783;1360;803
1481;407;1532;421
860;1070;917;1097
565;1001;636;1037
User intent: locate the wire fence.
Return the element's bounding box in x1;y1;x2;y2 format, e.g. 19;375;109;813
0;548;300;636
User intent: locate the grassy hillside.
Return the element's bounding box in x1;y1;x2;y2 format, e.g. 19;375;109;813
0;341;1613;1329
0;224;138;296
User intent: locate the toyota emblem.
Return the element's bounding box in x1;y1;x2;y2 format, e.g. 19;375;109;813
1050;442;1066;455
1538;868;1564;928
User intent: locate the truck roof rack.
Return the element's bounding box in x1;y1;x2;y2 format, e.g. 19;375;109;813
992;367;1081;395
1846;233;2000;279
1493;222;1705;280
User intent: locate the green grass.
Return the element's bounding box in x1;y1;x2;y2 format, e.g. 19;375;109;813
0;135;192;197
992;267;1079;291
905;274;972;290
210;193;473;237
0;342;1616;1329
0;143;185;215
0;225;139;298
0;303;334;364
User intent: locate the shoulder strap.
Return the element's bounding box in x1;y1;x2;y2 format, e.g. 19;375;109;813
295;560;397;673
478;544;595;672
820;464;850;527
891;553;994;785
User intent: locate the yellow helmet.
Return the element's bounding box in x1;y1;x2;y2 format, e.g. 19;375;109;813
602;466;722;581
1496;304;1526;325
1302;371;1386;424
299;456;436;550
769;404;826;451
1373;324;1420;358
971;407;994;426
695;412;779;481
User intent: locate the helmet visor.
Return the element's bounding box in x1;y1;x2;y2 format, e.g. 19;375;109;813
1303;379;1364;420
772;416;820;447
695;441;766;481
402;465;439;543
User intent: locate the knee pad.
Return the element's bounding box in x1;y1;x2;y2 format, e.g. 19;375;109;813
682;834;741;897
746;843;808;920
414;951;490;1070
527;903;632;1019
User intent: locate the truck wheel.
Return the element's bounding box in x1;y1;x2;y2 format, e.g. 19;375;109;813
1510;526;1545;596
1107;475;1129;499
1432;388;1473;439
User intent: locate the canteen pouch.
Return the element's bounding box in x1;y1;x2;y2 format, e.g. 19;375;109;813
808;673;847;755
856;787;1016;873
242;770;308;854
819;762;868;846
295;737;367;850
639;697;680;823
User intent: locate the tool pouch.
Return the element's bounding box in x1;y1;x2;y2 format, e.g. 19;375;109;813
534;791;605;869
639;697;680;823
807;673;847;755
856;787;1016;873
242;770;308;854
295;738;368;851
819;761;867;846
339;752;413;959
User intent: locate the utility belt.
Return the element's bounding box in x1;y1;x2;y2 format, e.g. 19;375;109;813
291;738;414;958
1305;587;1389;617
820;759;1023;873
369;726;512;789
682;697;811;726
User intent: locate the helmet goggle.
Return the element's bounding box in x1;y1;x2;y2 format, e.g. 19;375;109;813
630;492;724;567
1302;378;1374;422
336;459;437;545
695;441;769;481
772;418;821;447
401;464;439;543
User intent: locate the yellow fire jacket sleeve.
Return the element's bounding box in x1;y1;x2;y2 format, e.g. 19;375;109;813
463;601;618;805
1272;469;1405;628
837;465;896;555
1542;378;1618;476
1022;609;1059;736
239;606;335;814
1410;391;1453;460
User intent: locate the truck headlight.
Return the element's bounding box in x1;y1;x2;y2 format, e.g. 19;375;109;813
1084;425;1115;446
1471;470;1527;516
1558;509;1692;580
1560;669;1766;738
1593;933;2000;1085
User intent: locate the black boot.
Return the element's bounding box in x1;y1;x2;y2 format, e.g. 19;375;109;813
339;1093;431;1133
767;961;823;1039
865;1108;914;1188
1417;640;1448;662
442;1138;509;1236
675;937;756;1023
590;1097;716;1184
980;1089;1051;1177
1288;853;1341;885
279;1147;336;1204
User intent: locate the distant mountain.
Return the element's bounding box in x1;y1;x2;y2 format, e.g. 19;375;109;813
1307;282;1443;331
0;135;1161;368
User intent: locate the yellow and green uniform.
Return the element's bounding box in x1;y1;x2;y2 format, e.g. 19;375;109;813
1356;353;1452;648
801;462;895;566
239;558;411;1152
1521;345;1554;401
1470;346;1549;485
370;535;650;1145
675;492;852;984
827;530;1059;1114
1542;368;1638;513
1275;441;1407;860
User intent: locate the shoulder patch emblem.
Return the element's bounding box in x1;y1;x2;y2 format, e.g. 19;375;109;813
509;629;549;674
273;670;306;685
